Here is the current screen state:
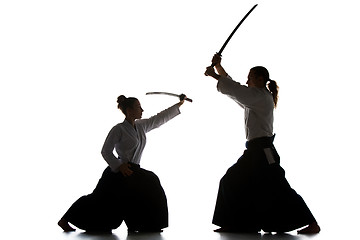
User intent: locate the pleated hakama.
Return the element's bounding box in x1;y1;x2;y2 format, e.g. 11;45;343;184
212;136;317;233
62;163;168;232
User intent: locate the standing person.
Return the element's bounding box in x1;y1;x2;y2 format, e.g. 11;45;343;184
204;54;320;234
58;94;187;233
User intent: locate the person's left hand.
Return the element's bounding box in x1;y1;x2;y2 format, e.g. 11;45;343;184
119;163;133;177
204;66;216;77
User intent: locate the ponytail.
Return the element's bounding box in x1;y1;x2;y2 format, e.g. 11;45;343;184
251;66;279;108
267;79;279;108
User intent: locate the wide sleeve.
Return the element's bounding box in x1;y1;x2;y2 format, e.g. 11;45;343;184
217;76;259;108
138;103;181;133
101;125;123;172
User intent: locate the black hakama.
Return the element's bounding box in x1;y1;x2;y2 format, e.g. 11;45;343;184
212;135;317;233
62;163;168;232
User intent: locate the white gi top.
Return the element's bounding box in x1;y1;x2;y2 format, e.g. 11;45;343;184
101;104;181;172
217;75;274;141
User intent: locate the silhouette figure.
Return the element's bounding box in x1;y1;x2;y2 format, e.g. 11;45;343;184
204;54;320;234
58;95;186;233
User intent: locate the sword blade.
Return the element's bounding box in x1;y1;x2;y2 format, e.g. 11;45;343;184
218;4;258;55
146;92;193;102
211;4;258;67
146;92;179;97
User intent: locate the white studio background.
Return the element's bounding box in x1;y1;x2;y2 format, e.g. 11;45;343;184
0;0;359;238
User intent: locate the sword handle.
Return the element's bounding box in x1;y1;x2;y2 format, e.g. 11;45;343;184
180;94;193;102
210;52;222;68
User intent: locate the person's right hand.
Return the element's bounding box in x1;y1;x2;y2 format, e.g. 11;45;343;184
178;94;186;106
212;53;222;66
119;163;133;177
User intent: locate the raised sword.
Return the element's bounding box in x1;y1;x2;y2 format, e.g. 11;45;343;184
210;4;258;67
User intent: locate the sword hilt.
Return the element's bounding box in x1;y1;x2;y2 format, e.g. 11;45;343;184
210;52;222;68
180;94;193;102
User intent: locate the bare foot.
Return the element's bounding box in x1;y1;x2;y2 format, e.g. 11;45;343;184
297;222;320;234
58;218;76;232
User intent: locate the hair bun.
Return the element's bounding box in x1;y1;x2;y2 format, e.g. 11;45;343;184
116;95;138;113
117;95;126;104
